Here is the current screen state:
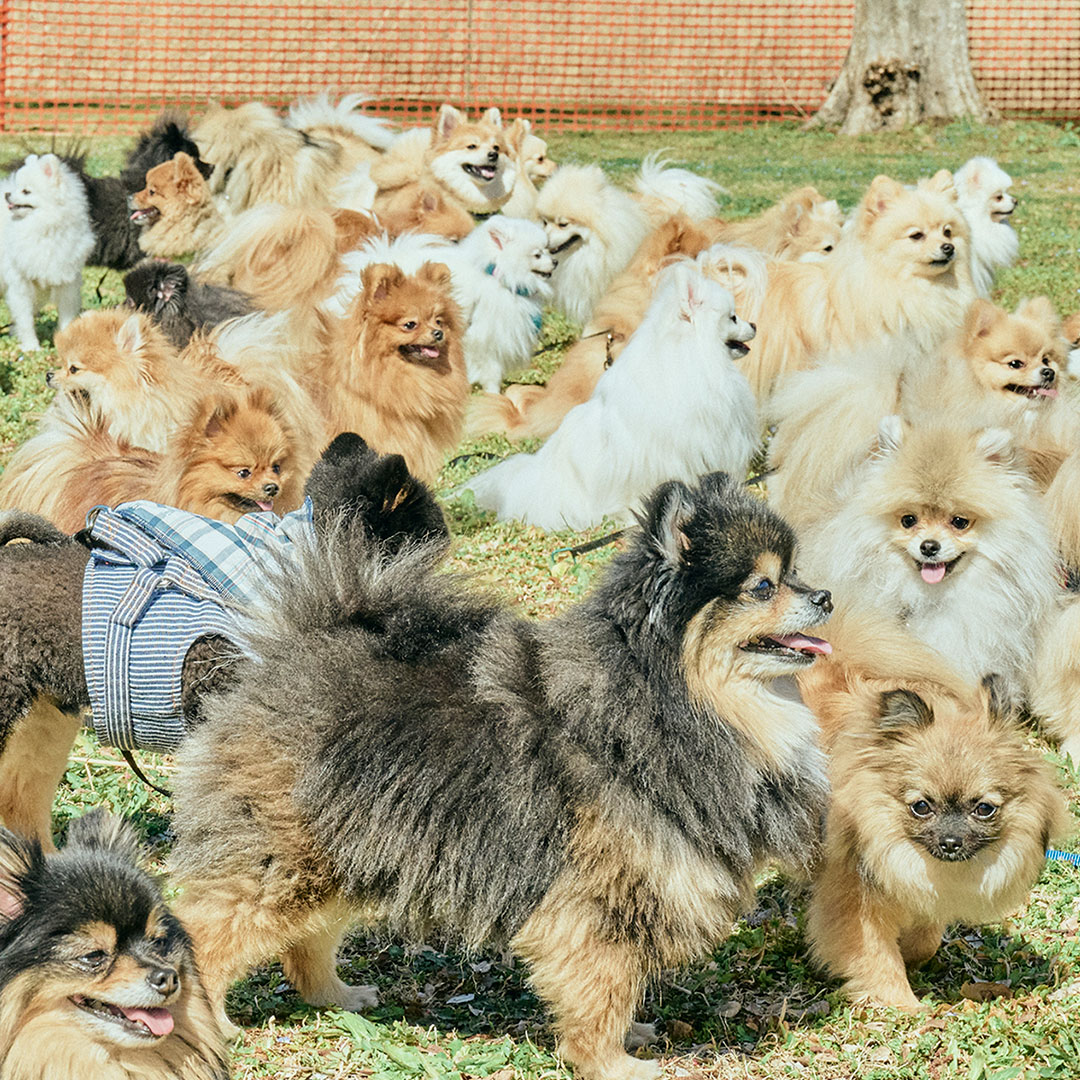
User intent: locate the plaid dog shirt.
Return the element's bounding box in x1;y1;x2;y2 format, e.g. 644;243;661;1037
81;500;313;752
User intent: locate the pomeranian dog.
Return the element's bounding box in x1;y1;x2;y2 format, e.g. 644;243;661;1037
536;164;653;326
799;617;1066;1008
0;434;448;847
712;185;844;261
131;152;225;259
123;259;255;348
954;156;1018;297
0;154;95;351
317;261;468;482
120;109;210;193
463;263;759;530
371;105;517;218
167;471;833;1071
796;417;1057;699
501;117;557;218
631;152;724;225
737;171;975;400
47;309;196;452
766;296;1070;533
285;93;397;172
0;811;229;1079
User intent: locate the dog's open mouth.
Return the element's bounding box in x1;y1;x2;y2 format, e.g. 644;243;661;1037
1005;382;1057;399
550;234;583;256
739;633;831;663
991;208;1015;223
70;994;174;1039
130;206;161;226
726;339;751;358
398;342;446;369
915;554;962;584
224;493;274;514
929;254;954;267
5;201;32;212
533;268;553;279
462;163;498;183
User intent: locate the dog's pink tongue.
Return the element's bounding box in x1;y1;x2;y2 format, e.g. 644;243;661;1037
771;634;832;655
1036;387;1059;397
420;346;440;358
120;1006;174;1037
256;500;274;512
921;562;947;584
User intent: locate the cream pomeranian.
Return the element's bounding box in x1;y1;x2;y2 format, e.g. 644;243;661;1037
461;262;759;531
0;154;95;351
766;296;1071;533
795;416;1057;699
953;156;1018;297
732;171;975;401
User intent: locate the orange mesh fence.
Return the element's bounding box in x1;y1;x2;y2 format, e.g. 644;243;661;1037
0;0;1076;135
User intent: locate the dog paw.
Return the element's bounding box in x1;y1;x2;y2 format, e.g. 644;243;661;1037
338;982;379;1011
624;1022;657;1050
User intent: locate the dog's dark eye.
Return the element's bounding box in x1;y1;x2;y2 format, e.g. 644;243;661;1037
76;950;109;970
148;187;156;196
749;578;775;600
943;225;953;238
1042;355;1052;365
467;143;478;150
557;219;570;229
402;320;417;331
951;516;970;530
909;231;925;241
68;365;79;375
271;463;281;475
900;514;918;529
1008;358;1024;369
909;799;934;818
236;468;251;479
20;188;29;196
823;244;833;252
972;802;998;819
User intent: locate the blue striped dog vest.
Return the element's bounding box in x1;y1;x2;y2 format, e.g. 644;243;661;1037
81;500;313;752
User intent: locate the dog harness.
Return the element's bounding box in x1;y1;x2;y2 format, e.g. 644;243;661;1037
81;500;313;752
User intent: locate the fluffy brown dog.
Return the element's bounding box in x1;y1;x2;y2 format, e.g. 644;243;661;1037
316;261;468;482
799;614;1067;1009
131;153;225;258
0;812;228;1079
711;185;844;261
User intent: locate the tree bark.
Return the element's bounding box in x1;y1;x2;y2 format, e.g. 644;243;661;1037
808;0;995;135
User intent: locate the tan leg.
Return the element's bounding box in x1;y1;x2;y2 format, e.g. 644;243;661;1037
281;901;377;1011
515;900;660;1080
0;699;81;850
899;922;945;970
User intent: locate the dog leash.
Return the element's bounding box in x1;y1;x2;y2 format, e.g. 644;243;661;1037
1047;849;1080;867
120;749;173;798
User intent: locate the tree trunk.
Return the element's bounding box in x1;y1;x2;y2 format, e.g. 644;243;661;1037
808;0;995;135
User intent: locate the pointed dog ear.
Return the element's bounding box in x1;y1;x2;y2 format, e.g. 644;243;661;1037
434;104;463;142
638;479;695;567
878;689;934;731
0;828;41;922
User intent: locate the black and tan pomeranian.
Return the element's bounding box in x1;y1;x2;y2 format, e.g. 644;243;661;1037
0;811;228;1079
799;612;1067;1009
0;434;448;849
169;472;834;1080
123;260;256;348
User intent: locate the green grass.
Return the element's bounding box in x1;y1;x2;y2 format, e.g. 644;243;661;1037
3;119;1080;1079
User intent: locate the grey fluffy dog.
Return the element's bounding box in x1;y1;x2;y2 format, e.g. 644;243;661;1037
169;471;834;1080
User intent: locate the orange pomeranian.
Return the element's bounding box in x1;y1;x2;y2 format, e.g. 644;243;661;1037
0;386;300;533
131;152;225;259
798;612;1066;1009
316;261;468;482
711;185;844;262
737;171;975;401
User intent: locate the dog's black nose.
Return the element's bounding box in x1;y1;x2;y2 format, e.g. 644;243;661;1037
809;589;832;613
1042;367;1056;384
920;539;940;557
432;328;444;342
487;148;499;163
147;967;178;996
940;242;955;258
45;369;55;387
749;322;757;332
939;835;963;855
262;482;280;497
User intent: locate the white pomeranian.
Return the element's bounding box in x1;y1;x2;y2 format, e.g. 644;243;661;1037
954;157;1018;297
324;217;555;391
0;154;94;350
462;262;760;531
797;416;1056;697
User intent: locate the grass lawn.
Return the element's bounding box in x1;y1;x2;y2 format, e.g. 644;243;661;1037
3;118;1080;1079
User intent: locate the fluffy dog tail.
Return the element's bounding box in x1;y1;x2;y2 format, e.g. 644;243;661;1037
286;93;397;153
634;152;726;222
0;510;72;547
